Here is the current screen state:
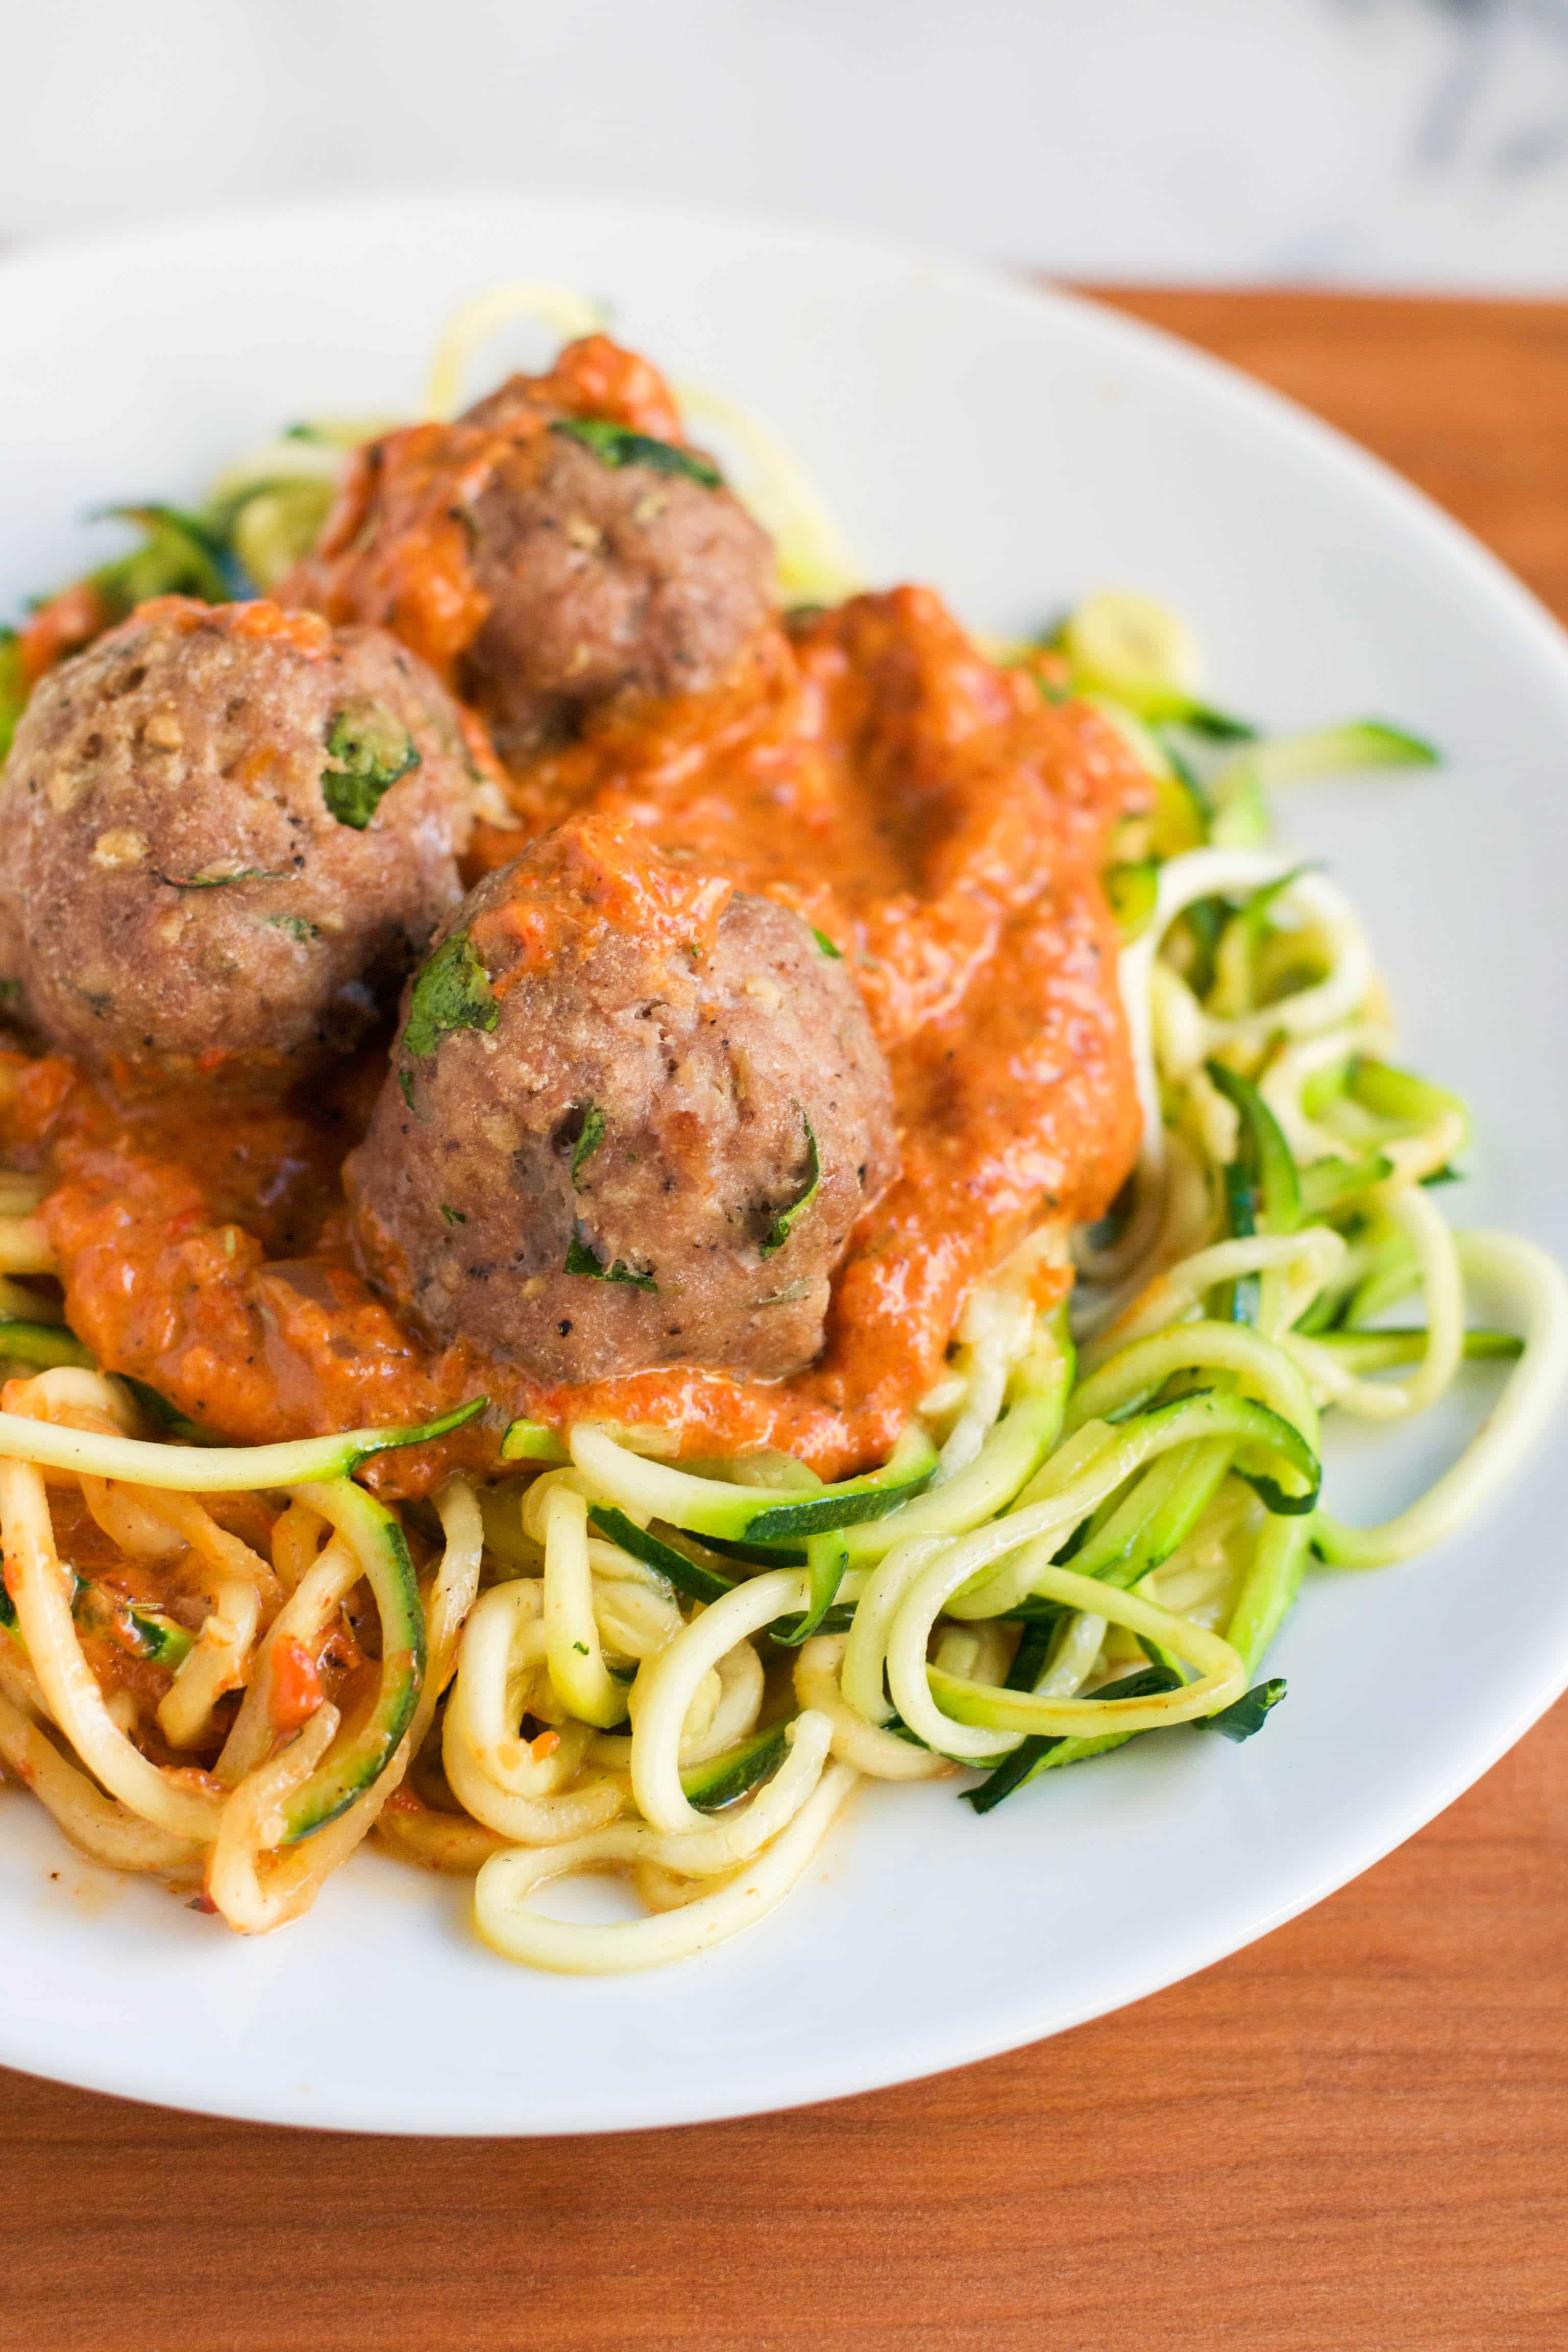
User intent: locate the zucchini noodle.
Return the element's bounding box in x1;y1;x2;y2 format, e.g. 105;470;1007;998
1;328;1562;1982
446;580;1560;1965
2;661;1561;1964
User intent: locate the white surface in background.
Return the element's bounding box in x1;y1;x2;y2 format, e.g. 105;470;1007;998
2;0;1565;289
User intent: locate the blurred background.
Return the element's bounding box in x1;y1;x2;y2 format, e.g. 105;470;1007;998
2;0;1564;287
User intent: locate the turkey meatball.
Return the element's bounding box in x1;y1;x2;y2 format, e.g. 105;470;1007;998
455;415;775;760
0;597;488;1077
347;817;897;1385
285;336;776;762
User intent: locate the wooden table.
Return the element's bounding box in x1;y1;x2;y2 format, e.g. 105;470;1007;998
4;291;1567;2352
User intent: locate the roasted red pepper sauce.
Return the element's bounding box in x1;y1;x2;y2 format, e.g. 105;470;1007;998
4;348;1145;1496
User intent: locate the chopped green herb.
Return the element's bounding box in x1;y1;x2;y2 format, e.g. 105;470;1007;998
321;702;421;829
401;930;498;1067
571;1104;606;1190
759;1114;820;1259
265;913;320;943
156;866;285;891
753;1278;812;1310
564;1227;657;1293
810;927;843;960
0;978;19;1003
438;1203;468;1227
551;417;722;488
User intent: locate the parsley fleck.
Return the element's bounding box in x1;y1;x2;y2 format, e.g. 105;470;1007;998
571;1104;606;1190
759;1113;820;1259
810;927;843;960
402;930;498;1066
266;913;320;942
438;1203;468;1227
753;1278;812;1309
564;1226;657;1293
156;866;285;891
551;417;721;489
321;701;421;829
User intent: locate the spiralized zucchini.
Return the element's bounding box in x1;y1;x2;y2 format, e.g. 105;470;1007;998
0;320;1562;1976
447;695;1561;1964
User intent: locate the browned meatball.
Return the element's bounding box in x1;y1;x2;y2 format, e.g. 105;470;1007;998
457;420;775;760
283;337;776;765
347;817;897;1385
0;598;488;1077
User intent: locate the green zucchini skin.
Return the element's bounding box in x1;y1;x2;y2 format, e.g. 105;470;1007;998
963;1665;1184;1814
1106;859;1159;941
587;1505;854;1641
587;1506;734;1607
347;1394;488;1470
499;1418;571;1463
740;1427;939;1544
840;1355;1068;1568
694;1529;808;1567
679;1724;789;1811
124;1605;194;1669
1094;1391;1320;1518
1200;1676;1287;1742
1329;1326;1522;1371
0;1320;95;1371
278;1482;427;1844
767;1532;848;1648
1205;1060;1301;1236
0;1393;488;1495
1296;1152;1394;1219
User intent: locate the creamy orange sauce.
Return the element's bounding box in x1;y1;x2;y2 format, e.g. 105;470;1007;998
6;579;1144;1495
282;335;685;682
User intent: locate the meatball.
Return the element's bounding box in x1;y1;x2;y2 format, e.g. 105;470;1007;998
0;597;487;1077
347;817;897;1385
456;416;775;759
285;336;776;763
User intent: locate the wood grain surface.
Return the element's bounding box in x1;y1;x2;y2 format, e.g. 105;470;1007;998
3;290;1567;2352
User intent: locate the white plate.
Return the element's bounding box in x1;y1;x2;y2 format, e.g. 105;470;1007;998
1;194;1564;2136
